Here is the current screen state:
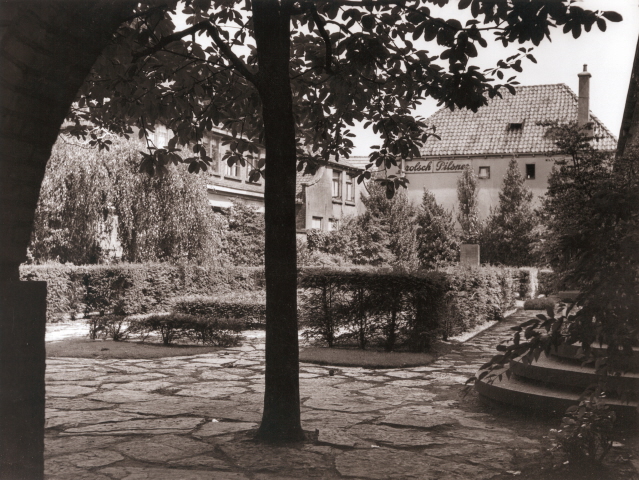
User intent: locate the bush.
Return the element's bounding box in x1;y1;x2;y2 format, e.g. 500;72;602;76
298;266;517;351
518;268;536;299
553;395;616;463
20;263;265;321
523;297;556;311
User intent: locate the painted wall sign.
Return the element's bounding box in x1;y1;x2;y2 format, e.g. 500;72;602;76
404;160;470;174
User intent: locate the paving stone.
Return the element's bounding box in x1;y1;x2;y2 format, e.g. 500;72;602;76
46;385;97;398
94;373;167;384
348;424;444;447
175;382;247;398
45;436;124;457
194;421;258;437
87;389;166;404
53;449;124;467
335;448;495;479
98;466;249;479
217;443;332;475
62;417;203;435
384;371;426;378
116;397;239;417
316;427;362;447
199;370;246;381
381;412;459;429
46;458;112;480
301;410;373;428
359;385;435;403
304;393;389;413
46;398;115;411
422;441;514;470
113;437;212;462
100;380;177;393
46;370;106;382
167;454;233;469
46;410;143;429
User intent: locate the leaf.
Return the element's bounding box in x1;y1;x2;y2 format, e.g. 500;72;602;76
602;11;622;22
458;0;472;9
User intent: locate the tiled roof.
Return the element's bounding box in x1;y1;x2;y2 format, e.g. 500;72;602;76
420;84;617;157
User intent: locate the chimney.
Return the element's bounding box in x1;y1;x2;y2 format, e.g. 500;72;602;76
577;64;591;127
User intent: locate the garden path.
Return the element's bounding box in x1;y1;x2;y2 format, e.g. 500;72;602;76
44;311;639;479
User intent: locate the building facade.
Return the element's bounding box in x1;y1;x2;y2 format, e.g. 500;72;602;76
394;69;617;218
153;127;364;231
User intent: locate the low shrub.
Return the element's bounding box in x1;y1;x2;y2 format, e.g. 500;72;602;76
86;314;130;341
523;297;556;311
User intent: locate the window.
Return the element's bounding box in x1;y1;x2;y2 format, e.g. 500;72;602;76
247;151;263;183
345;175;355;202
311;217;323;230
332;170;342;198
225;160;240;178
204;136;219;173
478;166;490;179
328;218;339;231
525;163;535;180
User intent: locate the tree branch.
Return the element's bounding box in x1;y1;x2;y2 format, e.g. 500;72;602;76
132;20;212;60
203;23;258;86
310;6;335;74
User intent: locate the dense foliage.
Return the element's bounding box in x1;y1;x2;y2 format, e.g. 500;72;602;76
172;293;266;328
456;165;482;243
481;158;540;266
29;136;224;265
416;190;459;268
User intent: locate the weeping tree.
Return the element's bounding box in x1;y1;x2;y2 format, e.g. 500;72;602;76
60;0;621;442
29;135;224;265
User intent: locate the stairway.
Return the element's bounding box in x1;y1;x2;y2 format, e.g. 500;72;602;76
475;337;639;420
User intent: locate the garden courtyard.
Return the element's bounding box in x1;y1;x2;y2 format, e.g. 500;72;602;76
44;310;639;480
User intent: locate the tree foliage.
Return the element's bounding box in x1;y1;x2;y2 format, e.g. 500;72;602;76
416;190;459;268
456;164;482;243
29;135;224;265
68;0;621;189
481;157;540;266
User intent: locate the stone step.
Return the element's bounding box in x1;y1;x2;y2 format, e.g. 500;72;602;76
551;344;639;371
475;370;639;419
510;354;639;395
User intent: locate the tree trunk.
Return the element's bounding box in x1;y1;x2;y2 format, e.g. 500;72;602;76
0;2;135;476
252;0;304;442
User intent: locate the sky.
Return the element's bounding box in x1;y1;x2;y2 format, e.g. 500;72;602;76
349;0;639;155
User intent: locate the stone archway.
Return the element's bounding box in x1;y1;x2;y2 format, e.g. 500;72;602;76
0;2;135;477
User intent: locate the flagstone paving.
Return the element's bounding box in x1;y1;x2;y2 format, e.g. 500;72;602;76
44;311;639;479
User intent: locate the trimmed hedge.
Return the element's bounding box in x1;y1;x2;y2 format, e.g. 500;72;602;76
298;265;518;352
442;265;517;337
20;263;265;321
172;293;266;328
